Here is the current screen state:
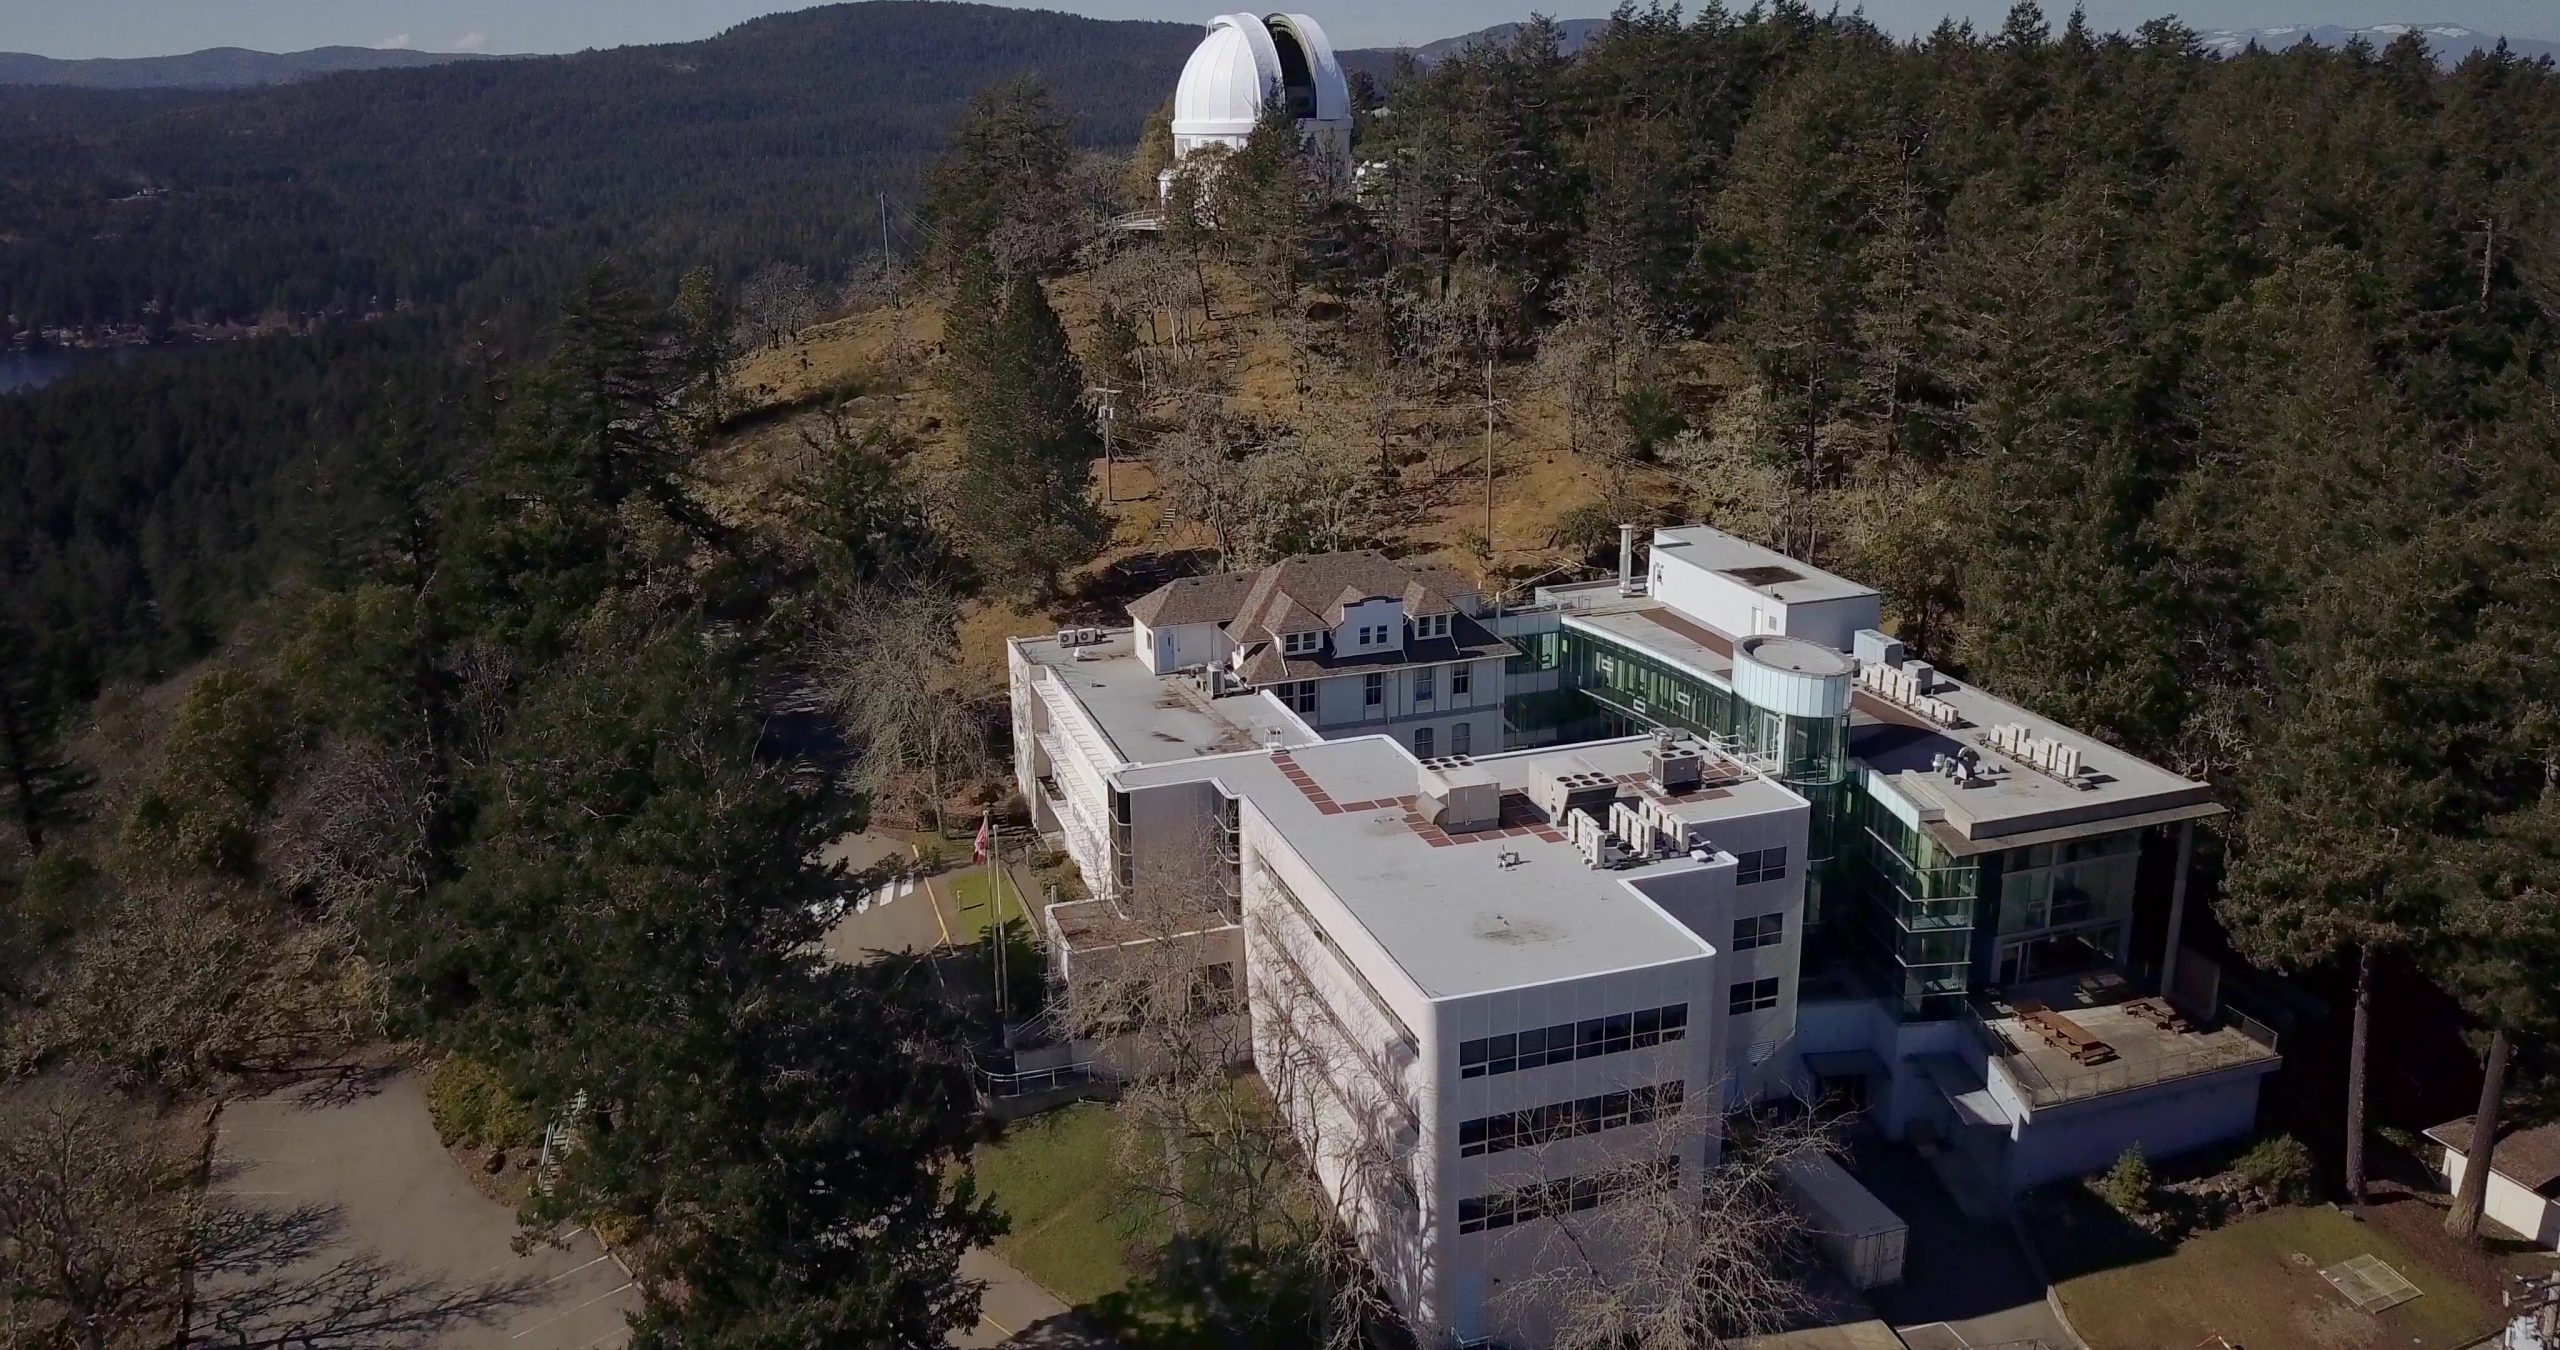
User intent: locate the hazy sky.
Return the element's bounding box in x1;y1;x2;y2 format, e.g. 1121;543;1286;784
8;0;2553;59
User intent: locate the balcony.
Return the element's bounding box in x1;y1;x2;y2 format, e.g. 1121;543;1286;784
1967;982;2281;1111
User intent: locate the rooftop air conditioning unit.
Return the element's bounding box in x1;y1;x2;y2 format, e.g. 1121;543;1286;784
1421;761;1501;832
1650;744;1705;793
1905;661;1937;695
1056;628;1079;648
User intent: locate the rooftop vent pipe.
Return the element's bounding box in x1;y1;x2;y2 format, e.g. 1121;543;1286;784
1619;524;1640;596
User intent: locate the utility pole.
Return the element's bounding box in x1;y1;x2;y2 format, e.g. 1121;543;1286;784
1483;356;1496;586
879;191;891;277
1089;385;1121;504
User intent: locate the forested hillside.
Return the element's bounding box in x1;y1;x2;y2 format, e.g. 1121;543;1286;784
0;2;1201;329
1152;2;2560;1205
0;2;1211;705
4;18;2560;1341
0;45;489;90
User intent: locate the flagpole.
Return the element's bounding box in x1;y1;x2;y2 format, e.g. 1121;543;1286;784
985;810;1006;1029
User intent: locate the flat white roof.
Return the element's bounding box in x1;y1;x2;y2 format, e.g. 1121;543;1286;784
1119;735;1805;999
1017;629;1313;766
1538;585;2214;847
1850;677;2214;845
1652;525;1879;606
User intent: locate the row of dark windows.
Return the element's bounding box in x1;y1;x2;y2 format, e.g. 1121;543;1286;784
1411;723;1473;758
1734;845;1789;885
1456;1156;1683;1234
1458;1081;1685;1158
1732;912;1785;951
1458;1004;1687;1080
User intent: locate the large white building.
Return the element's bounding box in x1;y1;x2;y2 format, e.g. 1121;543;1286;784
1007;528;2284;1346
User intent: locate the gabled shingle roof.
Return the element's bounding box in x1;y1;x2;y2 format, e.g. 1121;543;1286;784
2427;1116;2560;1196
1232;614;1514;684
1127;571;1257;628
1126;551;1479;636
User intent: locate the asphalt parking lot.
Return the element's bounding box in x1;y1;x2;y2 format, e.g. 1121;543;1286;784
201;1066;640;1349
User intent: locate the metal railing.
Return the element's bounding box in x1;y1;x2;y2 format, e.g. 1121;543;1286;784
975;1058;1108;1099
1967;1002;2282;1110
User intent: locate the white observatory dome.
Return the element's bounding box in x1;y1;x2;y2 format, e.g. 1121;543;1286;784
1169;13;1352;159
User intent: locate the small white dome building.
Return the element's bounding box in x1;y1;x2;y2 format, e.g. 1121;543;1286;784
1163;13;1352;200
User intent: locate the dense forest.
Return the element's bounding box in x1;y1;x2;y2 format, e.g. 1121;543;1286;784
0;2;1205;329
6;0;2560;1341
0;2;1234;705
1190;0;2560;1210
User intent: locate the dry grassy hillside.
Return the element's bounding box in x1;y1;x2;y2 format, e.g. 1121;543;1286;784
713;252;1726;694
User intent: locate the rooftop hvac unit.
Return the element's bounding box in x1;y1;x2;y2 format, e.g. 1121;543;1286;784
1904;661;1937;695
1853;628;1906;669
1055;628;1079;647
1650;744;1705;793
1534;759;1620;826
1421;761;1501;832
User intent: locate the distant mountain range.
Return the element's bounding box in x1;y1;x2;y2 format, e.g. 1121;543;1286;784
1402;19;1612;64
8;11;2548;94
2193;22;2558;63
1405;15;2555;65
0;45;488;89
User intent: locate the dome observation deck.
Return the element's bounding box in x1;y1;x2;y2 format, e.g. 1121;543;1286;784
1170;13;1352;164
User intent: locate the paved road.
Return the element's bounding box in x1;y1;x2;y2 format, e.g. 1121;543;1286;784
202;1067;640;1349
949;1248;1119;1349
1854;1139;2077;1350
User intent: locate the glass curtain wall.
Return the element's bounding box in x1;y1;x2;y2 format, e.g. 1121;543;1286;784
1985;833;2139;985
1544;628;1856;950
1855;791;1979;1018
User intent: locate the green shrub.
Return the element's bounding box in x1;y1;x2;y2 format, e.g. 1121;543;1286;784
2234;1133;2315;1203
426;1057;541;1151
2099;1145;2155;1216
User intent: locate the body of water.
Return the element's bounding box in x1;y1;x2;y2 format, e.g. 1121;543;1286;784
0;346;151;395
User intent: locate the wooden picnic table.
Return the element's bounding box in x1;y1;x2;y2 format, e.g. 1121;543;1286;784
2021;1005;2119;1065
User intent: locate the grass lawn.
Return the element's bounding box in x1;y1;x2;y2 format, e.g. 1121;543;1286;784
944;869;1030;945
973;1103;1161;1307
2050;1197;2502;1350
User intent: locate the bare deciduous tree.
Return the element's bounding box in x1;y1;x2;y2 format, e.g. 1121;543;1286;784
1152;408;1261;565
263;735;434;925
1496;1094;1833;1350
3;881;373;1091
1060;837;1404;1348
811;583;988;834
0;1075;201;1350
732;263;822;352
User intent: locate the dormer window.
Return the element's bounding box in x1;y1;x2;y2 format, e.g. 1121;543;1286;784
1415;614;1451;640
1282;631;1322;656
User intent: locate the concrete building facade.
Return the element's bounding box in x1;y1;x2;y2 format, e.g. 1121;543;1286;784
1004;526;2283;1344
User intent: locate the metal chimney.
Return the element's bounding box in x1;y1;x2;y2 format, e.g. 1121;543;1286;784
1619;524;1639;595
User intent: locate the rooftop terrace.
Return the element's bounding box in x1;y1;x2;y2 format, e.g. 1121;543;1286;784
1971;976;2280;1110
1117;735;1807;1000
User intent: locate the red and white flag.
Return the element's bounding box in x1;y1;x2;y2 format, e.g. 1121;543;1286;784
973;815;991;863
